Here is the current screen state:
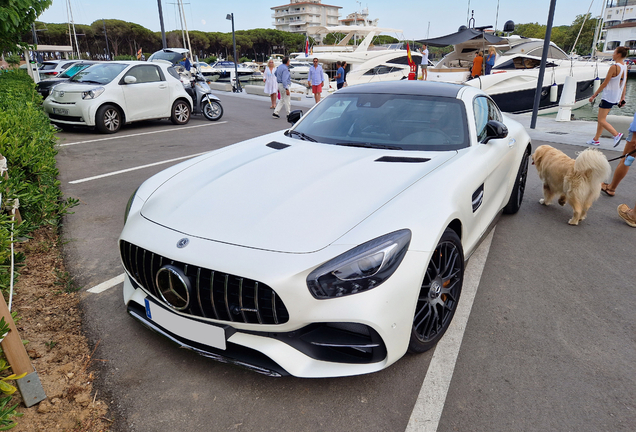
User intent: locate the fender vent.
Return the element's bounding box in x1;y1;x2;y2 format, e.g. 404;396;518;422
375;156;430;163
267;142;290;150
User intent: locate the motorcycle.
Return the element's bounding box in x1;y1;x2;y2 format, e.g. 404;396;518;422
178;66;223;121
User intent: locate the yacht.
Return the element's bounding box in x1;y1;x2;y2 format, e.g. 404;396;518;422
290;25;422;86
209;61;255;82
421;25;611;113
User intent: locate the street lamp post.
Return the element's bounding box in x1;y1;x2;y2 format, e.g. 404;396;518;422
226;13;241;93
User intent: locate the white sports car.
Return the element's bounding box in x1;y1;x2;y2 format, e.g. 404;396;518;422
119;81;531;378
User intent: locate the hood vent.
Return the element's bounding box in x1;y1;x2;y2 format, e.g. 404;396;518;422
267;142;290;150
375;156;430;163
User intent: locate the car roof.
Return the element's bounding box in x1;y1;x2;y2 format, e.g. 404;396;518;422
337;80;464;98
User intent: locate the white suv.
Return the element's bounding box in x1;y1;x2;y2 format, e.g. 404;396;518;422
43;61;192;133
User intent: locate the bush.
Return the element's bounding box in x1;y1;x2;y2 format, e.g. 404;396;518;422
0;70;77;282
239;56;251;63
114;55;136;61
202;56;217;64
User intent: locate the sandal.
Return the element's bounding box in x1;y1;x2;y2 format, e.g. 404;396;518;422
601;183;615;197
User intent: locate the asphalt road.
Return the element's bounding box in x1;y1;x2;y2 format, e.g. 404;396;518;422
55;92;635;432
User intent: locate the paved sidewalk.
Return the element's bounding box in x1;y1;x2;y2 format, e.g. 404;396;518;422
509;112;629;152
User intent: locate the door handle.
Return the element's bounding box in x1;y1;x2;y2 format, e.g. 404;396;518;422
158;84;167;89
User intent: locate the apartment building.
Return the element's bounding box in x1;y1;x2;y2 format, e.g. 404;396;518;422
602;0;636;53
271;0;341;36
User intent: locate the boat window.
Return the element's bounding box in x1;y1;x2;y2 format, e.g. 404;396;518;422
473;96;502;143
387;55;422;65
292;93;469;151
363;65;401;75
606;41;621;50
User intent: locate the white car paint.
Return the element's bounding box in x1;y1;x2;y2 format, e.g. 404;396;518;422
119;81;531;378
43;61;192;132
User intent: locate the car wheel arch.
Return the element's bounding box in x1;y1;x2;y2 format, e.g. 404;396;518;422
95;101;127;125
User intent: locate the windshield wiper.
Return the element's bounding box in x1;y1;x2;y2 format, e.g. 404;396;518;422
75;80;102;84
335;142;403;150
285;130;317;142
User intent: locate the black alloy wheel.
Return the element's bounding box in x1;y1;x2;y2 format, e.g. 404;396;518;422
503;148;530;214
408;228;464;353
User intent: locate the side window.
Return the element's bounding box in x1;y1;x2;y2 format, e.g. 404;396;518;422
473;96;489;142
125;65;162;84
474;96;503;142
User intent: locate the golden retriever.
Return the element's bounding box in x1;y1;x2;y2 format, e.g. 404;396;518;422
532;145;611;225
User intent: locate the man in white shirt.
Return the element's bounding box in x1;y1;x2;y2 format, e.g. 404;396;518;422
307;58;324;104
419;45;429;81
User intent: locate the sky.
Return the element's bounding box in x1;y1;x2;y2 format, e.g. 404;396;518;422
37;0;604;41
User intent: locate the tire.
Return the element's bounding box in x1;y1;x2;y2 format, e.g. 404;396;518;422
503;148;530;215
95;104;122;134
170;100;191;125
408;228;464;353
203;99;223;121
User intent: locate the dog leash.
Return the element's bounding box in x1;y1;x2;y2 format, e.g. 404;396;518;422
607;148;636;162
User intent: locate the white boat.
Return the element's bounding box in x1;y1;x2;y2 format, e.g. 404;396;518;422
209;61;255;82
289;25;422;87
289;61;310;80
420;25;611;114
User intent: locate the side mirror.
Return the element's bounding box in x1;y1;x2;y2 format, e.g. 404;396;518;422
124;75;137;84
482;120;508;143
287;109;303;125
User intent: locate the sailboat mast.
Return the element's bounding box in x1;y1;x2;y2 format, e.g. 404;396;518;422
592;0;607;58
67;0;81;59
178;0;193;59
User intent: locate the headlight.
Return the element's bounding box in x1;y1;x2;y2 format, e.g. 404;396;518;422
307;229;411;299
124;187;139;223
82;87;105;100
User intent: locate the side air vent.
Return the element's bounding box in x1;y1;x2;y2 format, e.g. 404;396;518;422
375;156;430;163
267;142;290;150
472;184;484;213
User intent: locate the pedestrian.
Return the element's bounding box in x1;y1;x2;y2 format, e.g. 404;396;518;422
307;58;324;104
601;110;636;196
485;46;496;75
342;61;348;87
263;59;278;109
587;46;628;146
273;57;291;119
471;51;483;79
419;44;429;80
335;61;345;90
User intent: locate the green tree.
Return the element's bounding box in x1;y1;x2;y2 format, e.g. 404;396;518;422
0;0;52;51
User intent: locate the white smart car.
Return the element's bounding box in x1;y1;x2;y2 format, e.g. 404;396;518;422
43;61;192;133
119;81;531;378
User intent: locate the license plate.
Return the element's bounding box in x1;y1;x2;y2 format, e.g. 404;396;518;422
144;298;226;350
53;108;69;115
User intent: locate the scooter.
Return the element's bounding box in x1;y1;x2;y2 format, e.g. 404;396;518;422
179;66;223;121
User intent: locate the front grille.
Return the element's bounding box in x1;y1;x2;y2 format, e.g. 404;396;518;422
49;113;83;122
120;240;289;325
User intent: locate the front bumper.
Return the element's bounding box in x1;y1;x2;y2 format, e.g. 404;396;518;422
43;98;98;126
120;216;427;378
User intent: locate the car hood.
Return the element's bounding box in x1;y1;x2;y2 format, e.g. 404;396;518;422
141;137;456;253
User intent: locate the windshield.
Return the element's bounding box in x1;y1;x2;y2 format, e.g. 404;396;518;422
59;63;91;79
148;50;187;65
292;93;469;151
70;63;128;84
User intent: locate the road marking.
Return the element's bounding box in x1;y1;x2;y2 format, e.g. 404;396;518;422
405;228;495;432
57;121;227;147
87;273;125;294
69;151;209;184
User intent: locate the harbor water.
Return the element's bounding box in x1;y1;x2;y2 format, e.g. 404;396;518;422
553;77;636;121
